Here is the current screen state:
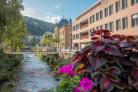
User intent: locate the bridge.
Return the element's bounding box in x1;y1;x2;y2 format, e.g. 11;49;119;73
5;51;59;55
5;50;78;55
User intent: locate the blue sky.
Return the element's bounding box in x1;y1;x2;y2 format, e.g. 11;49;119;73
21;0;97;23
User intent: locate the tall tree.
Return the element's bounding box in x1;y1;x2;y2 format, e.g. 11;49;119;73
0;0;7;45
0;0;27;51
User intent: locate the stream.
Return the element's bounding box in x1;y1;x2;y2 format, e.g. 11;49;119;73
16;54;59;92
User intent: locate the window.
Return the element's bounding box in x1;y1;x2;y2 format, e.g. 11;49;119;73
132;13;138;27
122;0;127;10
76;24;79;30
109;5;113;15
109;22;114;31
73;35;75;40
76;34;79;39
90;16;92;24
105;23;109;30
92;15;95;23
100;25;103;29
122;17;128;29
90;15;95;24
116;1;121;12
76;25;77;30
100;10;103;19
89;29;92;35
96;12;99;21
96;26;99;30
78;24;80;29
131;0;138;5
73;26;75;31
104;7;108;17
116;19;121;31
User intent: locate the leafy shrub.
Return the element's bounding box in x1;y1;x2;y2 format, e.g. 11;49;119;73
41;54;70;72
0;48;4;53
0;54;22;91
56;75;80;92
72;29;138;92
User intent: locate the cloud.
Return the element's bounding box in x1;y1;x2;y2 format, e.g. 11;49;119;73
21;8;35;17
21;8;61;23
43;16;61;23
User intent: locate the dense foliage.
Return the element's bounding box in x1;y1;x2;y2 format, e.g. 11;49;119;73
41;54;70;72
54;29;138;92
71;29;138;92
0;51;22;92
40;33;59;49
24;16;56;36
0;0;27;51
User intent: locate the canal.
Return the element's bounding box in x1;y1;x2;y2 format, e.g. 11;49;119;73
16;54;59;92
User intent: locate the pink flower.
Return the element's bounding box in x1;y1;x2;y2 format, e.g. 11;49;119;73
58;64;75;77
75;87;81;92
80;77;94;91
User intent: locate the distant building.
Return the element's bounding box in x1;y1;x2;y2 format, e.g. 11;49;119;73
54;18;72;50
72;0;138;50
58;24;72;49
58;18;69;27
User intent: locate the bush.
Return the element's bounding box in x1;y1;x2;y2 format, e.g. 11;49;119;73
0;48;4;53
72;30;138;92
0;54;22;91
41;54;70;72
47;29;138;92
47;75;80;92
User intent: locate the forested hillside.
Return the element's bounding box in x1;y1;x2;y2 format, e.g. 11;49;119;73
24;16;56;36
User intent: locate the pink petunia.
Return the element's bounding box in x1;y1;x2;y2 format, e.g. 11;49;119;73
58;64;75;77
80;77;94;91
75;87;81;92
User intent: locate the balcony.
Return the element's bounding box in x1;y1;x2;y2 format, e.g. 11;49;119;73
80;19;88;29
80;35;89;40
80;31;89;40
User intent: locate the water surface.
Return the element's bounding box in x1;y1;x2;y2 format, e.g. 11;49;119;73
16;54;58;92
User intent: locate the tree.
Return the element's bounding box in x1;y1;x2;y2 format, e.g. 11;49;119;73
0;0;27;51
0;0;7;45
40;34;54;46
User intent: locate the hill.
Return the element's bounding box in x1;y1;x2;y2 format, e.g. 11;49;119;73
23;16;55;36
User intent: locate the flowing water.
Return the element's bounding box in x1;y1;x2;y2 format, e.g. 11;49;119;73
16;54;59;92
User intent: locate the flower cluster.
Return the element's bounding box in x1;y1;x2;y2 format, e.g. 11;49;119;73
58;64;75;77
75;77;94;92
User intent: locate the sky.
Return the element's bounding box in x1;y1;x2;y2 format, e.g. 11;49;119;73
21;0;97;23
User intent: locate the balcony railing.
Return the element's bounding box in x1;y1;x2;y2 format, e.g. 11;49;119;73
80;35;89;40
80;24;88;29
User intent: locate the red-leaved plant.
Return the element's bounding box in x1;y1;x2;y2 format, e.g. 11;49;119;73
73;29;138;92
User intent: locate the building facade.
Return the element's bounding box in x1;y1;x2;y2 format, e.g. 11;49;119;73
72;0;138;49
54;24;72;50
58;24;72;50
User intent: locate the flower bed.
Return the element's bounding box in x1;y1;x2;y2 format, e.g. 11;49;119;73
53;29;138;92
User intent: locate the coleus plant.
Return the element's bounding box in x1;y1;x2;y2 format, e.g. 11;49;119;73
72;29;138;92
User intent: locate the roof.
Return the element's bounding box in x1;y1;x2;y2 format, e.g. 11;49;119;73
76;0;103;20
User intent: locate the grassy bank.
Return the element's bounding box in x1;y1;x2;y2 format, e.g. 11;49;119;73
0;49;22;92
